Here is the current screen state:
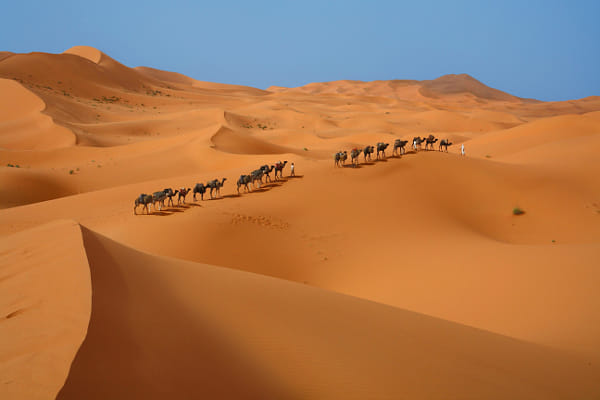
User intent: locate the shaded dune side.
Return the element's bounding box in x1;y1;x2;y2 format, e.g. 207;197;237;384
0;51;158;99
0;168;73;208
0;52;14;62
57;228;600;400
0;78;75;150
419;74;524;101
134;66;196;85
0;220;91;400
210;125;296;155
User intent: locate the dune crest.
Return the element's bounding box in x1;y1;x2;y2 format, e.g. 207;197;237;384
63;46;103;64
55;227;600;399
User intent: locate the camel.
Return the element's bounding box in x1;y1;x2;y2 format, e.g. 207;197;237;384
163;188;179;207
237;174;252;193
207;178;227;198
439;139;453;152
274;160;288;179
392;139;408;156
363;145;375;162
193;183;207;201
152;190;169;211
334;151;347;167
424;135;438;151
260;165;275;183
177;188;191;205
250;169;264;189
376;142;389;159
412;136;426;151
134;193;153;215
350;148;361;167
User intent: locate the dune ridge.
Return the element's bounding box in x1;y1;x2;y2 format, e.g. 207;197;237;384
54;226;600;399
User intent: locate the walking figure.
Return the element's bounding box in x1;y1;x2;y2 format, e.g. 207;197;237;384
461;144;465;156
290;162;295;176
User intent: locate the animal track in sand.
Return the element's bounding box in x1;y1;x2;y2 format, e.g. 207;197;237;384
228;213;290;230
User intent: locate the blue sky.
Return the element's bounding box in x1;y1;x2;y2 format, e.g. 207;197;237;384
1;0;598;101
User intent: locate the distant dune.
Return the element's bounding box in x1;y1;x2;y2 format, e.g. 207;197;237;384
268;74;537;103
1;46;599;399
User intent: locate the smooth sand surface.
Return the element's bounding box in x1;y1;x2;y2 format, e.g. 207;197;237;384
1;47;599;399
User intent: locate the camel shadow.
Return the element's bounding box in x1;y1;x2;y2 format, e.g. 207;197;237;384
184;203;202;207
163;207;185;213
247;186;274;194
286;174;304;179
147;211;173;217
342;164;365;169
221;194;241;199
373;158;389;163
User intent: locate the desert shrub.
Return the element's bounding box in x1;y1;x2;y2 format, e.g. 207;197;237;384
513;207;525;216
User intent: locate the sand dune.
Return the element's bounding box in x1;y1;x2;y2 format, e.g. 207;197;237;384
0;220;90;400
0;79;75;150
54;227;599;399
466;111;600;159
1;46;600;399
419;73;529;102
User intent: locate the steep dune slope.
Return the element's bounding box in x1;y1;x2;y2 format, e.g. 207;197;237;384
56;228;599;399
0;221;91;400
0;79;75;150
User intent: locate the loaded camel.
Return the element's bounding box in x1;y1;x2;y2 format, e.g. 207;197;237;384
439;139;453;152
376;142;389;160
392;139;408;156
207;178;227;199
334;151;347;167
260;165;275;183
177;188;191;205
363;145;375;162
424;135;438;151
193;183;208;201
237;174;252;193
412;136;427;151
134;194;153;215
274;160;288;179
250;169;264;189
163;188;179;207
152;190;169;211
350;148;361;167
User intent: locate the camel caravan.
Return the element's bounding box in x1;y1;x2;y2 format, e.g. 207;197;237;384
334;134;453;168
134;161;289;215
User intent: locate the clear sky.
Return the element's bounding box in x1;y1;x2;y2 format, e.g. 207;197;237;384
1;0;598;101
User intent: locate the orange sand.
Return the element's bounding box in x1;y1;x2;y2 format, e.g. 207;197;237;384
1;47;599;399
